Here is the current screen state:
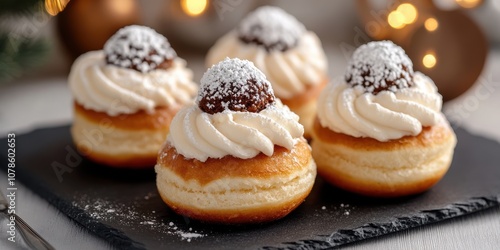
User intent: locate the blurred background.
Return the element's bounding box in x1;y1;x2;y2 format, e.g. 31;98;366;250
0;0;499;134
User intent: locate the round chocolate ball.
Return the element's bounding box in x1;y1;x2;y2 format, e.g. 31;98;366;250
104;25;176;73
237;6;305;52
197;58;275;114
345;40;414;94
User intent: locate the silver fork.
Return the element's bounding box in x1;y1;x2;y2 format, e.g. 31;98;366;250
0;191;55;250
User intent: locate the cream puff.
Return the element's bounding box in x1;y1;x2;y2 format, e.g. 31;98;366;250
206;6;328;138
69;25;197;168
311;41;457;197
155;58;316;224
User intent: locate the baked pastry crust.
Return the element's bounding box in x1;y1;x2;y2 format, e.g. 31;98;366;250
311;118;457;197
72;102;176;168
155;139;316;223
74;102;177;131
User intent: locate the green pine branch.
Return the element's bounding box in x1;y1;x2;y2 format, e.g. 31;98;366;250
0;0;43;15
0;33;49;82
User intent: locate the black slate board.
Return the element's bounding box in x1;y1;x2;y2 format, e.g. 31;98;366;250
1;125;500;250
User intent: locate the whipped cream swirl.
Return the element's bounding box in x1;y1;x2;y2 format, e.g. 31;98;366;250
167;101;304;162
206;31;327;99
317;72;443;142
69;51;197;116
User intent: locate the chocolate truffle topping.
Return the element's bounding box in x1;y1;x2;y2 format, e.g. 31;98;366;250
104;25;177;73
197;58;275;114
345;41;414;95
237;6;305;52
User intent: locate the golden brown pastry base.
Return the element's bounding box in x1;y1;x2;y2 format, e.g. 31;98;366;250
155;139;317;224
311;118;457;198
72;102;176;168
158;186;311;224
281;78;327;139
78;148;158;168
74;102;177;131
158;138;310;184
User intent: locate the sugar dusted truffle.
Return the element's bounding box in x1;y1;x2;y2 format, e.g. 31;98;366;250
197;58;275;114
104;25;177;72
345;41;414;94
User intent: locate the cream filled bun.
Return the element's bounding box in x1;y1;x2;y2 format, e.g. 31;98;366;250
312;41;457;197
69;25;197;168
206;6;328;138
155;58;316;223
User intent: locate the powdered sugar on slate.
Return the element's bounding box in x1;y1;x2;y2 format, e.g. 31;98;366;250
345;40;414;94
316;203;355;217
197;58;275;114
72;194;207;242
238;6;305;51
104;25;176;73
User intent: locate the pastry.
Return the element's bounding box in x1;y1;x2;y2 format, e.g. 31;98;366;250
155;58;316;223
69;25;197;168
206;6;328;138
311;41;457;197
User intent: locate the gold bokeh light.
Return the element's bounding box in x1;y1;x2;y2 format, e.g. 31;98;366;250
388;11;406;29
397;3;418;24
181;0;208;17
423;53;437;69
424;18;439;32
45;0;70;16
106;0;134;16
455;0;482;9
387;3;418;29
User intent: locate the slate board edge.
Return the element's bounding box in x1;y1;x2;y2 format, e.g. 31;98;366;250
261;196;500;250
0;158;146;250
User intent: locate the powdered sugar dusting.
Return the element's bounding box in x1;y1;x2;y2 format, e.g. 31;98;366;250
238;6;305;51
345;40;414;94
72;193;207;242
317;203;354;217
197;58;275;114
104;25;177;73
